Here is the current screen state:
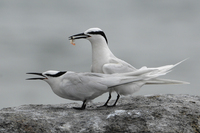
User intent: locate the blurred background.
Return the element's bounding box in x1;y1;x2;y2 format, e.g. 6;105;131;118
0;0;199;109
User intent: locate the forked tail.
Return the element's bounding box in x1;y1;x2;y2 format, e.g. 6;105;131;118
121;59;189;85
146;78;189;85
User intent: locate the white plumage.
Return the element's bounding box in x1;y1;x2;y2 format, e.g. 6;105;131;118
27;66;179;110
69;28;189;106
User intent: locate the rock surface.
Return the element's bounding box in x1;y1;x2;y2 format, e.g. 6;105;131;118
0;94;200;133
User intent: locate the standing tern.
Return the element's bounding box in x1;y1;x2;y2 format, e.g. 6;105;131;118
26;69;169;110
69;28;189;107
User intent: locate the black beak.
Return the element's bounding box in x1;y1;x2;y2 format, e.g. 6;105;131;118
26;72;46;80
69;33;90;40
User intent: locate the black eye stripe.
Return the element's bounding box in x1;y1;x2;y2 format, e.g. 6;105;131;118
87;31;108;44
87;31;103;34
45;71;67;77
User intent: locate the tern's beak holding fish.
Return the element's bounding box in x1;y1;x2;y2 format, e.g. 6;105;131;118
69;32;91;45
69;28;108;46
67;28;189;107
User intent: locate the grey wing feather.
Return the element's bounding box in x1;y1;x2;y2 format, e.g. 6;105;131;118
103;58;136;74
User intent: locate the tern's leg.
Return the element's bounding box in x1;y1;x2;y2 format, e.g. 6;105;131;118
97;92;112;108
102;92;112;106
108;94;120;107
73;100;86;110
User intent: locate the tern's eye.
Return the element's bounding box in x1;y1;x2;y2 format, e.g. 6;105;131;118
45;71;67;77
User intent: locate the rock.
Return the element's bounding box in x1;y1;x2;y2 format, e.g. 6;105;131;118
0;94;200;133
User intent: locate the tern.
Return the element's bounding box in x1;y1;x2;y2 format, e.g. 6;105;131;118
27;69;169;110
69;28;189;107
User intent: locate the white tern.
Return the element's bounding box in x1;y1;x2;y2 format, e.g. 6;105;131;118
69;28;189;107
27;68;175;110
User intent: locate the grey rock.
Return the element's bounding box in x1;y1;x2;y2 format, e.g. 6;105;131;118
1;94;200;133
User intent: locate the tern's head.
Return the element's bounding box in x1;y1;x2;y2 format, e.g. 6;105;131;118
27;70;67;84
69;28;108;45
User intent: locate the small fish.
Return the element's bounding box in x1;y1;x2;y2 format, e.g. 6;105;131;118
70;38;75;45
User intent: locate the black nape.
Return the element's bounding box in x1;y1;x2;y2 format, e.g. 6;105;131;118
87;31;108;44
45;71;67;77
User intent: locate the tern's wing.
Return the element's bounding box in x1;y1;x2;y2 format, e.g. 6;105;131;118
102;58;137;74
74;73;113;100
60;72;109;101
80;72;144;89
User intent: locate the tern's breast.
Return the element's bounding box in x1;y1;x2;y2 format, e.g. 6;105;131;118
49;78;84;101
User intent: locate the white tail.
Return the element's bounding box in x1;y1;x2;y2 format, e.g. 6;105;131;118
119;59;189;85
146;78;189;85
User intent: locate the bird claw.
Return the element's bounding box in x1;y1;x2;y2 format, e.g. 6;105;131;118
97;104;116;108
73;107;85;110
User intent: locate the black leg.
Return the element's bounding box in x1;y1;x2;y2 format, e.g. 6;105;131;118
73;100;86;110
102;92;112;106
109;94;120;107
97;92;112;108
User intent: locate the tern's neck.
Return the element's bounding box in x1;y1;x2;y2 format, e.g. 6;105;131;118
46;78;68;99
89;39;115;73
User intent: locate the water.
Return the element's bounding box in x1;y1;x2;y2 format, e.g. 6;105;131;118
0;0;199;109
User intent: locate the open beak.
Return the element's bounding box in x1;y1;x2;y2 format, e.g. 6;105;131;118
68;33;91;45
26;72;46;80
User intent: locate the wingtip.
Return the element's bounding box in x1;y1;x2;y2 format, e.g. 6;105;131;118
174;58;189;67
183;82;190;85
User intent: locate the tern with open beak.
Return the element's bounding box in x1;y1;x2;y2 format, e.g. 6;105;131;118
27;67;185;110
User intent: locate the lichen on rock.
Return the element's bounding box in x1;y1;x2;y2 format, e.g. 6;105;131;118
0;94;200;133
